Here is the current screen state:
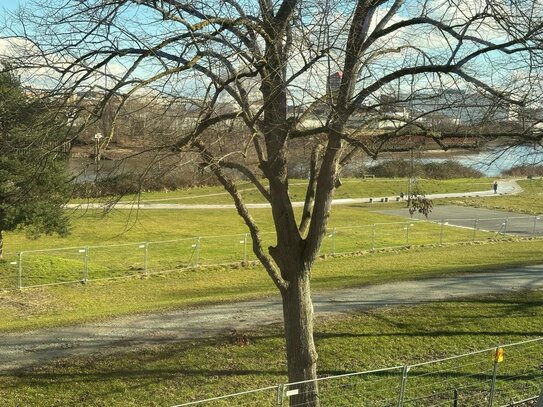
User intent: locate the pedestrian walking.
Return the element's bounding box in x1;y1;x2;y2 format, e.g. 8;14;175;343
493;181;498;194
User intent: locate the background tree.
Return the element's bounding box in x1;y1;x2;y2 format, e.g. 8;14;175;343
3;0;543;405
0;66;71;259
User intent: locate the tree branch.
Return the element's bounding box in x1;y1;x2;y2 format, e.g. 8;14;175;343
298;144;321;236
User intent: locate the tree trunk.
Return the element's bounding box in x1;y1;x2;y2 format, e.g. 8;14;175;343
281;270;319;407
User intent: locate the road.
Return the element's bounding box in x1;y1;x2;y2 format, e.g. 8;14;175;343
2;265;543;372
378;205;543;236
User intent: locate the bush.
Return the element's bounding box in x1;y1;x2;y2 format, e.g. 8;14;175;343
501;165;543;177
367;159;483;179
72;169;219;198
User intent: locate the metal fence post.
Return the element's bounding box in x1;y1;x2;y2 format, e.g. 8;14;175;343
472;219;479;242
243;233;248;263
144;242;149;273
533;216;540;236
194;237;201;266
488;347;501;407
398;365;409;407
275;384;284;407
503;218;508;234
371;224;376;251
453;388;459;407
138;242;149;273
17;252;23;290
82;247;89;283
440;219;445;245
405;223;410;246
332;228;336;255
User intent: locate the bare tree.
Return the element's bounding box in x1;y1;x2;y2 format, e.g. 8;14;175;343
3;0;543;404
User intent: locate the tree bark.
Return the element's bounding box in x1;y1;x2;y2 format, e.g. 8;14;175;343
281;269;319;407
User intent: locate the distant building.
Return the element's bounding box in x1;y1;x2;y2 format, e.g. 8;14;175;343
327;72;342;102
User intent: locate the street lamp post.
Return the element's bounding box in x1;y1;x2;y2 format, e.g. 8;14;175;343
94;133;103;173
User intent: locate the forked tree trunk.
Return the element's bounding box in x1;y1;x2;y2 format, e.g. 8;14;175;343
281;270;319;407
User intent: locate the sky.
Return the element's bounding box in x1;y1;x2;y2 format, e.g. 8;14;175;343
2;0;26;12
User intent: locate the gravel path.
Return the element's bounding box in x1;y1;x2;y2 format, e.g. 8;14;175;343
2;264;543;373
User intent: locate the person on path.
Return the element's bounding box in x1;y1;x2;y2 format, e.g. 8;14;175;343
493;181;498;194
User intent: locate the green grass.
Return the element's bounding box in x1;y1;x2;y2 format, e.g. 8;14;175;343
1;177;541;405
4;177;493;252
2;240;543;332
452;178;543;214
1;289;541;406
2;203;498;289
75;177;492;205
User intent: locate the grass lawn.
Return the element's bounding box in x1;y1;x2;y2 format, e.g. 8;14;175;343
1;201;499;289
2;240;543;332
2;177;495;260
76;177;492;205
1;177;542;405
1;289;541;406
451;178;543;214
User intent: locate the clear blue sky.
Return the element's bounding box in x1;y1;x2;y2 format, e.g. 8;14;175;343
2;0;26;11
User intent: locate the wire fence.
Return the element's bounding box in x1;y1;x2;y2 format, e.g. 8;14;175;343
1;215;543;290
172;337;543;406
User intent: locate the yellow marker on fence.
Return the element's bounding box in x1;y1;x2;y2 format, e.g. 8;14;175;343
494;347;505;363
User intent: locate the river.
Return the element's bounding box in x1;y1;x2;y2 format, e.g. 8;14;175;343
67;145;543;181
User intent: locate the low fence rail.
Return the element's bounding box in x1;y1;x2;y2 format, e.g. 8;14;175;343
1;215;543;290
172;337;543;406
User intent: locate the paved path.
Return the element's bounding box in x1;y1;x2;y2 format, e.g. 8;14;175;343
2;265;543;372
66;180;522;210
378;205;543;236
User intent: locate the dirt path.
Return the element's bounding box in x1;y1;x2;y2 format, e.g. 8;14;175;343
2;264;542;373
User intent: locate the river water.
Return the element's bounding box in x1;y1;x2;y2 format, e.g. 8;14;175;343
424;145;543;177
67;145;543;181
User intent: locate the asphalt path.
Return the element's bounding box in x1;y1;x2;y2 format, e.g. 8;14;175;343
66;180;522;210
2;266;543;372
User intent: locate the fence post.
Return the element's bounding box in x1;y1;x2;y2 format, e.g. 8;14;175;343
17;252;23;290
502;218;508;234
405;223;410;246
488;347;502;407
331;228;336;255
194;237;201;266
275;384;284;407
398;365;409;407
453;388;458;407
82;247;89;283
472;219;479;242
440;219;445;245
144;242;149;273
138;242;149;273
371;224;376;251
533;216;539;236
243;233;248;263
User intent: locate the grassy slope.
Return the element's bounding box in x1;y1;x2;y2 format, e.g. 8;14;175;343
1;289;541;406
6;177;492;254
2;240;543;332
0;177;540;332
2;177;543;405
75;177;491;205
